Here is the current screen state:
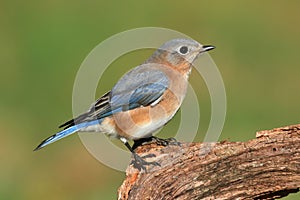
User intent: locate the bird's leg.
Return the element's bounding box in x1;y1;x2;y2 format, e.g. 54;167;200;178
120;137;160;171
132;136;181;150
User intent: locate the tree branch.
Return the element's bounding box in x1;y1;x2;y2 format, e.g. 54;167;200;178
118;124;300;200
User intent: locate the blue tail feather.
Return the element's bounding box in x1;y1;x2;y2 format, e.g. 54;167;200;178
34;120;101;151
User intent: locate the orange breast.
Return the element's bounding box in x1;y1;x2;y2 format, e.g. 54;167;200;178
112;89;182;139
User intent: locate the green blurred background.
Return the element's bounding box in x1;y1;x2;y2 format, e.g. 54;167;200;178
1;1;299;199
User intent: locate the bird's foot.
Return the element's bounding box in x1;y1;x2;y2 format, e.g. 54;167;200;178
151;136;181;146
133;136;181;150
130;136;181;171
130;153;160;172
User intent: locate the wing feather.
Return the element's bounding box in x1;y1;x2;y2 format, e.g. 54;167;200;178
59;65;169;129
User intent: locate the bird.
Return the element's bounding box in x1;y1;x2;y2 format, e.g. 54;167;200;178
34;38;215;169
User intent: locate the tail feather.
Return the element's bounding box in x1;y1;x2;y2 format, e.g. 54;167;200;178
34;120;100;151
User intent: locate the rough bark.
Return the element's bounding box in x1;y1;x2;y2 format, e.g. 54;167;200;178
118;124;300;200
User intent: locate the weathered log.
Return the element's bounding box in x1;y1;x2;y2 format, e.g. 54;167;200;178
118;124;300;200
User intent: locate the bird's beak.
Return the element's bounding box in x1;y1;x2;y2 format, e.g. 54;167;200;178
201;45;215;52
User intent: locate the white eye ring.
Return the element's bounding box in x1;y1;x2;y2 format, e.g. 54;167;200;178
178;46;189;55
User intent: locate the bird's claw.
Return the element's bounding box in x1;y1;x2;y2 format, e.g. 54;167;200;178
131;153;160;172
148;136;181;147
132;136;181;150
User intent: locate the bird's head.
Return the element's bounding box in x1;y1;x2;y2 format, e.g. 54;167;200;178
146;38;215;76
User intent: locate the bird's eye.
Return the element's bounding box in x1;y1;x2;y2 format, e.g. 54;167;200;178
178;46;189;55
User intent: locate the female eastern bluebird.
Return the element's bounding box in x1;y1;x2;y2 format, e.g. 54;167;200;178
34;38;214;168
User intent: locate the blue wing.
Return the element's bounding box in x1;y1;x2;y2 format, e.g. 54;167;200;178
59;64;169;129
110;82;168;111
110;65;169;112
